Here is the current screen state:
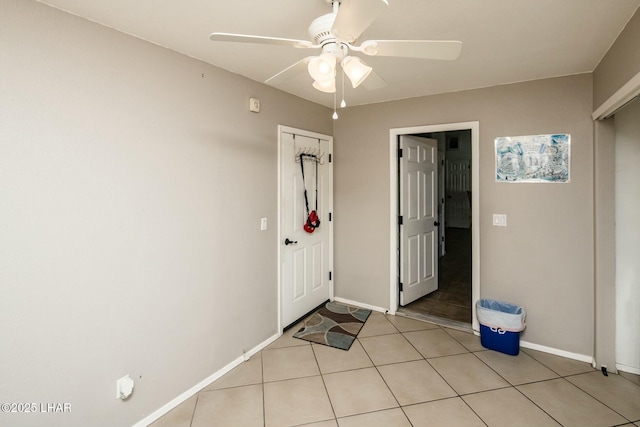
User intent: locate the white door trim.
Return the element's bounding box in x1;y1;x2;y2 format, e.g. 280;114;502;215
592;71;640;120
277;125;334;332
389;122;480;332
592;71;640;372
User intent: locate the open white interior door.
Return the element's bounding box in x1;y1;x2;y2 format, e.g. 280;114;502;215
280;129;333;328
399;135;439;306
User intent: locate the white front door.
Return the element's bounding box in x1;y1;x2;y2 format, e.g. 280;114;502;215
280;128;333;328
399;135;439;306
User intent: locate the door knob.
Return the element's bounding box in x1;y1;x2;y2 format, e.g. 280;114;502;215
434;221;441;227
284;238;298;245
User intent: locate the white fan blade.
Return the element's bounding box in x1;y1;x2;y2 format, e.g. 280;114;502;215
358;40;462;60
209;32;316;49
362;69;387;90
331;0;388;43
265;57;313;86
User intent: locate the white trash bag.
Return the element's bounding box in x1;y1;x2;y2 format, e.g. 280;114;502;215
476;298;526;332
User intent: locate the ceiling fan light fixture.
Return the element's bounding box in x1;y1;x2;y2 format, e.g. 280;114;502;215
210;0;462;100
308;53;336;84
341;56;373;88
312;78;336;93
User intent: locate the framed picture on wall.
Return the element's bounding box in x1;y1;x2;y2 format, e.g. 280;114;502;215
495;133;570;183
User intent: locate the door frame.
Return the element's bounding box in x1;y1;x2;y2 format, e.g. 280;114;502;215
277;125;334;332
592;71;640;372
388;122;480;332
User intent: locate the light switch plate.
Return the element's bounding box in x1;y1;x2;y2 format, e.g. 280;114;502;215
249;97;260;113
260;217;267;231
493;214;507;227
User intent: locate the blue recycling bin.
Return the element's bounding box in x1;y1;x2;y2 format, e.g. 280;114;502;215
476;299;526;356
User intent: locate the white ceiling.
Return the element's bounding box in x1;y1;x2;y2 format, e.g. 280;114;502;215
36;0;640;108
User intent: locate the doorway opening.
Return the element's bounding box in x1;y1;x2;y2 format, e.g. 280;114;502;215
403;130;472;325
388;122;480;332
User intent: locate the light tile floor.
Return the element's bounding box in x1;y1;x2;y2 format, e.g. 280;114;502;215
150;312;640;427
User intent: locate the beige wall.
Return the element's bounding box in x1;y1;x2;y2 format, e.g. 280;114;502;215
0;1;331;426
333;74;595;356
593;7;640;109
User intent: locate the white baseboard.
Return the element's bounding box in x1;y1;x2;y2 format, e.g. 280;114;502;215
333;297;388;314
520;340;593;365
397;308;597;366
617;363;640;376
132;332;280;427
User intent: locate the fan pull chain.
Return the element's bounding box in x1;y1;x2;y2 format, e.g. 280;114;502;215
340;68;346;108
332;91;338;120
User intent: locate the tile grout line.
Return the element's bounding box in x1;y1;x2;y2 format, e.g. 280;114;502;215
261;349;266;427
457;397;490;427
519;347;583;378
361;318;473;425
475;351;637;427
513;368;640;424
368;351;409;422
511;381;567;427
414;325;483;399
400;325;467;396
453;338;575;426
355;315;407;416
562;373;638;424
383;320;491;426
430;329;557;426
187;390;199;427
310;343;339;425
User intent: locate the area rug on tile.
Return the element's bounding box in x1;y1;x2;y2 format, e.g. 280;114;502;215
293;301;372;350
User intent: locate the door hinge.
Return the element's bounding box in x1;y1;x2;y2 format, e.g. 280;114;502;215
398;148;403;158
398;215;403;225
328;153;332;163
399;282;403;291
329;271;332;281
329;212;332;221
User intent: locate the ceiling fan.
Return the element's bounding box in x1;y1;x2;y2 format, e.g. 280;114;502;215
210;0;462;101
